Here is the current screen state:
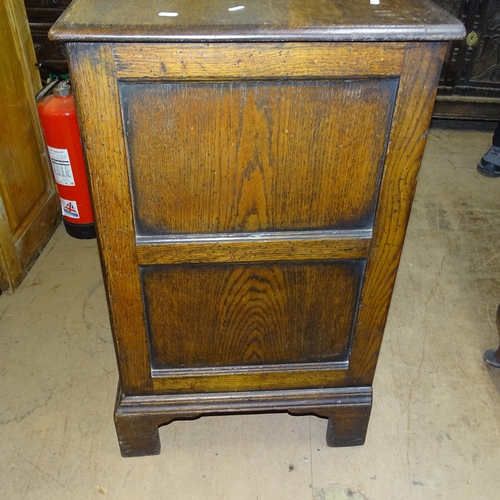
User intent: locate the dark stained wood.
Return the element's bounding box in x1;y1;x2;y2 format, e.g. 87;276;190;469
432;0;500;120
324;405;372;447
291;403;372;447
53;0;464;457
325;404;371;447
433;99;500;121
114;411;162;458
23;0;71;81
123;77;396;235
143;261;364;370
49;0;464;42
115;387;372;457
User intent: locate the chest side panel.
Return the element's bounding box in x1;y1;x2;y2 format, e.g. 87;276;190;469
67;41;447;395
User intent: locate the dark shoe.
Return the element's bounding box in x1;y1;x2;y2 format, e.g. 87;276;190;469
477;145;500;177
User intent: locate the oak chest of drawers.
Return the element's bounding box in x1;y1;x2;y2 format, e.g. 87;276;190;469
50;0;463;456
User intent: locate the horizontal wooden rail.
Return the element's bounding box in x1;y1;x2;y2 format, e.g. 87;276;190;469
136;231;372;264
114;42;406;80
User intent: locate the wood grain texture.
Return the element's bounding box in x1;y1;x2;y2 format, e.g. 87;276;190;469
123;78;397;235
136;232;371;265
59;0;459;453
0;0;60;292
114;42;406;80
143;261;364;370
117;386;372;415
0;3;47;231
67;42;153;395
346;42;448;385
115;386;372;455
49;0;464;42
151;365;348;393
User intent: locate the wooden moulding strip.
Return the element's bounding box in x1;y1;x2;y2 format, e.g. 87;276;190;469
117;386;373;415
150;365;349;393
136;231;372;265
113;42;406;81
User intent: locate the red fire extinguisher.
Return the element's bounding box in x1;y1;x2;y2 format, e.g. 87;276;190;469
37;80;95;239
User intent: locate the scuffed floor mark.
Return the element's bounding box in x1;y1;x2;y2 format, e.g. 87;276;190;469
0;388;54;425
81;278;105;332
313;487;368;500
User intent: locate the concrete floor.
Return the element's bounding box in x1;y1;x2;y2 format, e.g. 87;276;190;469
1;120;500;499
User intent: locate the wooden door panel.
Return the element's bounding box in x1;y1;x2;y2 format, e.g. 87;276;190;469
122;78;397;235
0;0;60;292
142;260;365;369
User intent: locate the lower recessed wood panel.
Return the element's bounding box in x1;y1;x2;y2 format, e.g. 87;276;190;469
142;260;365;370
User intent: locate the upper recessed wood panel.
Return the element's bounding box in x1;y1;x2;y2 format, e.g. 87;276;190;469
49;0;464;42
122;78;397;235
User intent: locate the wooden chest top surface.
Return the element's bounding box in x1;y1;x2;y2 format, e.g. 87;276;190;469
50;0;464;42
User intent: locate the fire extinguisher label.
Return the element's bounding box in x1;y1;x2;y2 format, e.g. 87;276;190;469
60;198;80;219
47;146;76;186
